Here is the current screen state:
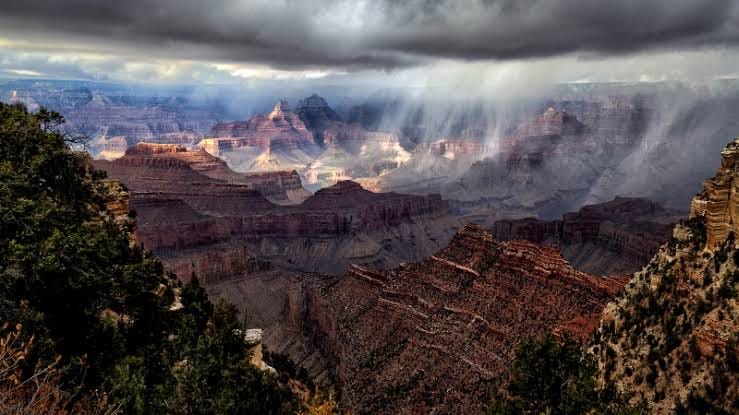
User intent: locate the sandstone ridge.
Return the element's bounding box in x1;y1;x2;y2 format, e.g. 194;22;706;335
492;197;682;276
690;137;739;249
94;148;460;280
274;224;625;414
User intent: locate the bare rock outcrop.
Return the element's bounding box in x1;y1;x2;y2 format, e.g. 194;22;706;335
200;95;411;188
492;197;682;276
93;148;460;281
97;143;310;205
592;139;739;414
275;224;624;414
690;138;739;249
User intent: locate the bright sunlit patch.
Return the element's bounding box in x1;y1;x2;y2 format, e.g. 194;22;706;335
210;63;342;80
6;68;42;76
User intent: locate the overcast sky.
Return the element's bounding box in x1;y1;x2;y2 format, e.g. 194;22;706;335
1;0;739;91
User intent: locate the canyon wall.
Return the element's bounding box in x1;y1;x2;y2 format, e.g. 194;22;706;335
689;138;739;249
592;139;739;414
492;197;682;275
94;146;459;281
271;224;625;414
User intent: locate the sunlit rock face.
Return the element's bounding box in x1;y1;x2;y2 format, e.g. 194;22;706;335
492;197;682;276
93;146;459;281
200;94;413;189
689;138;739;249
304;130;411;190
359;138;487;194
98;143;311;205
203;99;321;172
272;224;625;414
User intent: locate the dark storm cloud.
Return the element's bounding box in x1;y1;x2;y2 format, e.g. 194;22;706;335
0;0;738;70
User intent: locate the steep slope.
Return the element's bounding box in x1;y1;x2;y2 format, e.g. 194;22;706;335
0;102;292;414
294;93;342;145
274;224;625;414
592;139;739;414
97;143;311;204
94;148;460;279
358;138;486;194
202;99;321;172
492;197;682;276
200;95;411;188
240;181;459;274
443;108;611;218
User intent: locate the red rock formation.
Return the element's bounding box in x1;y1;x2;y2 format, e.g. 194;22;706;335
95;154;275;216
276;224;624;414
414;139;485;158
593;139;739;414
93;149;459;279
492;197;682;275
499;107;584;152
202;95;410;186
690;138;739;249
207;100;318;152
164;244;271;285
97;143;310;205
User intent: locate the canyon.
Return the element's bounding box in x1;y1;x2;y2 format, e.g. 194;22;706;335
592;138;739;414
202;94;413;189
7;79;739;413
253;224;626;414
93;143;459;282
9;79;737;223
441;104;646;220
491;197;682;276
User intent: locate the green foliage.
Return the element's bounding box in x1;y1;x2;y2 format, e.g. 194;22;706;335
683;216;707;248
487;334;639;415
264;349;315;389
0;103;294;413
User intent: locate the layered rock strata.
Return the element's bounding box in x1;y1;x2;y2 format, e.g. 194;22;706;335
689;138;739;249
593;138;739;414
275;224;625;414
96;143;310;205
93;147;459;280
492;197;682;275
201;95;411;188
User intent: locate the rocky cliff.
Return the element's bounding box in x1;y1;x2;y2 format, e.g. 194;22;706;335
94;148;459;280
273;224;625;414
209;100;317;151
492;197;682;276
294;93;342;146
200;95;411;188
438;98;659;220
591;139;739;414
97;143;310;205
361;138;486;194
498;107;584;152
237;181;459;274
442;108;616;219
690;138;739;249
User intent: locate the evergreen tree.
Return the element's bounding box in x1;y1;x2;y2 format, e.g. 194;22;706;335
0;103;294;413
